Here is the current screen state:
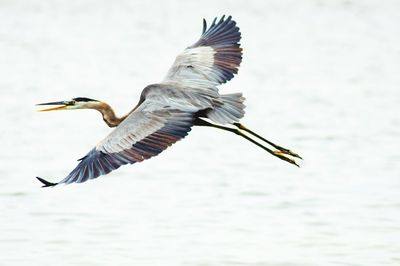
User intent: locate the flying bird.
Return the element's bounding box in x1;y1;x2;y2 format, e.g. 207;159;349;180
36;15;302;187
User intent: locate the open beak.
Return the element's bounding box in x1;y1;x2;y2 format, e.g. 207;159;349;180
36;101;69;112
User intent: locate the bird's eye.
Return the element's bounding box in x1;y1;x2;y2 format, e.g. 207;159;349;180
64;100;75;106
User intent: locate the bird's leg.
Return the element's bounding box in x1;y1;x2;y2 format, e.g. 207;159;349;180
233;123;302;159
194;118;299;167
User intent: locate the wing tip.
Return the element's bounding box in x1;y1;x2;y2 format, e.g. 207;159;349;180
196;15;241;51
36;177;58;187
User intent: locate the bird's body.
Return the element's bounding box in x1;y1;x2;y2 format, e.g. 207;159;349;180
36;16;301;187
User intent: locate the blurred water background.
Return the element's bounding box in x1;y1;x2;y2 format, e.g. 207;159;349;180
0;0;399;265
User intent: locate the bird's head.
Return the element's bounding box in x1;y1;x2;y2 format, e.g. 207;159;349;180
36;97;101;112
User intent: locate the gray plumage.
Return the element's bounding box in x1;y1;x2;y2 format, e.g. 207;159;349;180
38;15;246;186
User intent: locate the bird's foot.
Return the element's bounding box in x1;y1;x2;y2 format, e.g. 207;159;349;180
275;147;303;160
233;123;303;160
273;150;300;167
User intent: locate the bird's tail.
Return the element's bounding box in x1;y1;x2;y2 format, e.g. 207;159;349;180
207;93;245;124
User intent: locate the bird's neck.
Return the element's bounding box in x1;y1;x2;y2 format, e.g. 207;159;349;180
96;102;127;127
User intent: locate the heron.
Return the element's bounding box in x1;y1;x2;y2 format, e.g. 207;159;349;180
36;15;302;187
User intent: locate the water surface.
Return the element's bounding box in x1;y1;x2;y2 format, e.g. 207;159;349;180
1;1;399;265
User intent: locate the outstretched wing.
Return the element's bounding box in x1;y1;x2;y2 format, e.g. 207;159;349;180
163;15;242;91
37;97;196;187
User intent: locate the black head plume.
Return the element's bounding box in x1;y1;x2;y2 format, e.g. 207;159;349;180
72;97;99;102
